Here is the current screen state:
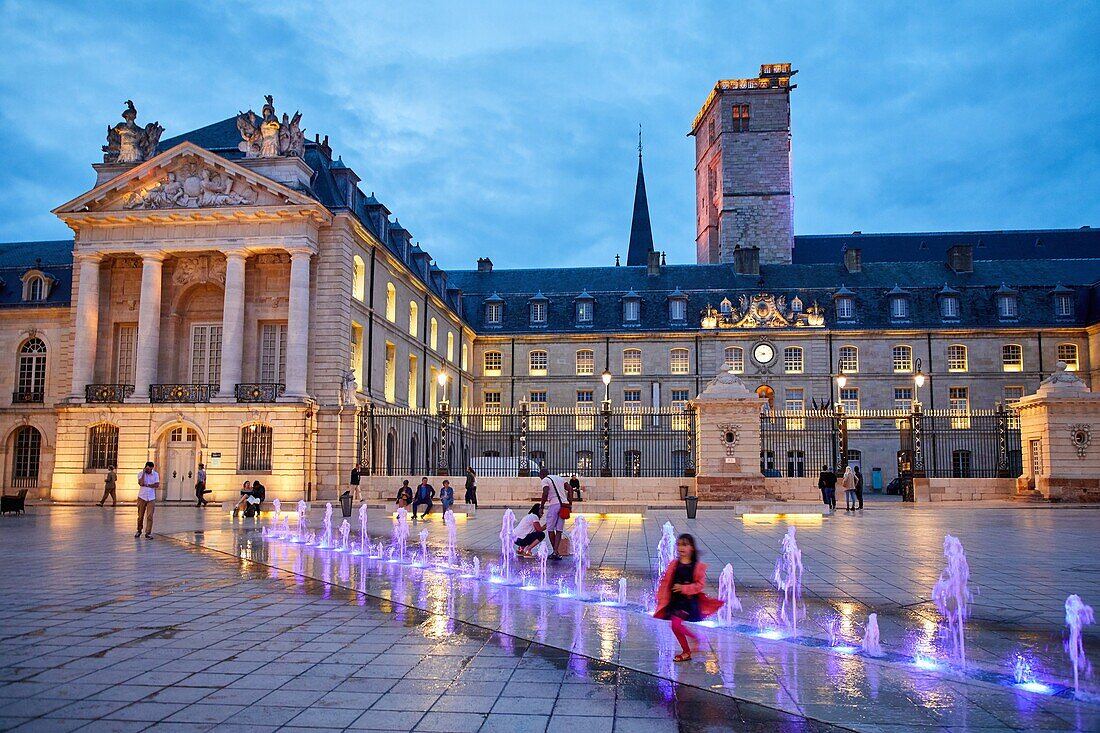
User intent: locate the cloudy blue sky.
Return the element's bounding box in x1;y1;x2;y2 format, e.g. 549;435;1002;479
1;1;1097;270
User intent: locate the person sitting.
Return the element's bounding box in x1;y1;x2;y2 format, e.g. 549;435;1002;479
411;477;435;520
513;503;546;556
395;480;413;506
439;480;455;514
245;480;266;516
233;481;253;517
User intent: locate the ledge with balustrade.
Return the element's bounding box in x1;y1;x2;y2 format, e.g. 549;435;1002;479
85;384;135;403
149;384;219;403
235;383;286;403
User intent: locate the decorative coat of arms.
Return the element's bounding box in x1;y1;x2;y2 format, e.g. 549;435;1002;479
700;293;825;329
717;422;740;455
236;95;305;158
124;160;257;210
103;100;164;164
1070;424;1092;458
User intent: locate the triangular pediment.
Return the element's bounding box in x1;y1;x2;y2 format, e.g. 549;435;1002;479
53;142;319;216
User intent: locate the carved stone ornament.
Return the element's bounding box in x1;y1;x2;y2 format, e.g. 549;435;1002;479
103;100;164;164
700;293;825;329
1070;424;1092;458
172;255;228;287
236;95;305;158
125;160;257;210
717;422;740;455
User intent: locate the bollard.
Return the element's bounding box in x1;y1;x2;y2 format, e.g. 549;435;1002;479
685;495;699;519
339;491;353;518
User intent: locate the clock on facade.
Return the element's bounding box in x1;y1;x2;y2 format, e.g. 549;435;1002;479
752;342;776;365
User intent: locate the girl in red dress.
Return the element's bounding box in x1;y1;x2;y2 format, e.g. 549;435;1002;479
653;533;724;662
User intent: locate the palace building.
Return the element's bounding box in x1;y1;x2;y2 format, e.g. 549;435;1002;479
1;65;1098;502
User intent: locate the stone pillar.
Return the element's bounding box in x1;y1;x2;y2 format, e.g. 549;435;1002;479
284;249;312;398
692;372;767;500
132;252;165;400
69;253;103;400
217;251;248;400
1015;362;1100;502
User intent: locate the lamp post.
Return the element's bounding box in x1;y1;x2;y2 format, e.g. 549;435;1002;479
834;373;848;411
436;371;449;476
913;358;926;408
600;368;612;477
436;371;449;411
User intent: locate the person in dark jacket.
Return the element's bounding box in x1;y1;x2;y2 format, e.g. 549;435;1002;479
349;461;364;502
464;467;477;510
817;465;837;512
854;465;865;510
395;480;413;506
412;477;435;520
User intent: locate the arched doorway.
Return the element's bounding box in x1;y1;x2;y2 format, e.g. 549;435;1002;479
12;426;41;488
756;384;775;412
160;425;199;501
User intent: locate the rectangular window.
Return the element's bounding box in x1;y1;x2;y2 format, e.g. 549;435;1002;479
836;297;853;320
409;302;418;337
116;324;137;384
724;347;744;374
998;294;1018;319
86;424;119;470
669;299;686;321
483;391;501;431
528;350;548;376
623;349;642;375
190;324;222;384
731;103;750;132
576;390;595;431
1058;343;1079;370
949;386;970;428
351;321;364;390
670;348;690;375
484;351;503;376
1002;344;1023;372
892;345;912;373
671;388;691;430
941;296;959;319
1055;294;1074;317
576;350;594;376
407;355;418;409
894;387;913;412
577;301;592;323
840;387;860;430
486;302;502;324
240;425;273;472
529;390;547;432
1004;385;1024;404
531;301;546;324
462;343;468;372
447;332;454;362
623;299;640;322
785;388;804;431
260;323;288;384
623;389;642;431
384;342;396;402
947;345;968;372
838;346;858;373
783;347;803;374
890;297;909;320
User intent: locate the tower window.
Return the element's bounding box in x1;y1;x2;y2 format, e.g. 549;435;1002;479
731;104;750;132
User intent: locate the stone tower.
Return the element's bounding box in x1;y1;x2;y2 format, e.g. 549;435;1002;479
691;64;797;265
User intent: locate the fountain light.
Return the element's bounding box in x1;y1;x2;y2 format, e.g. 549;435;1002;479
833;645;859;654
913;655;940;671
758;629;785;640
1016;681;1055;694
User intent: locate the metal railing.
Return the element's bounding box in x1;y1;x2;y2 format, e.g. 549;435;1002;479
85;384;135;403
149;384;218;403
902;407;1021;479
11;389;44;404
235;383;286;403
358;404;696;478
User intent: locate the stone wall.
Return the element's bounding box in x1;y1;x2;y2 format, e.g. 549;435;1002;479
913;477;1016;502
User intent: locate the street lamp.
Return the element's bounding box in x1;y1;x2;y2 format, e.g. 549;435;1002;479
601;368;612;409
913;358;926;409
834;373;847;411
437;371;449;411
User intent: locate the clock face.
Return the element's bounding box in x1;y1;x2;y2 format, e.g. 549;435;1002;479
753;342;775;365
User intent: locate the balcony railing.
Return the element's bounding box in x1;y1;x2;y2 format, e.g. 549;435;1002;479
235;383;286;403
150;384;218;403
85;384;135;403
12;389;44;404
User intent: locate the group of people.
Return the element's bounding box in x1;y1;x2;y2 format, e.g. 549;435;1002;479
394;477;455;520
817;464;865;512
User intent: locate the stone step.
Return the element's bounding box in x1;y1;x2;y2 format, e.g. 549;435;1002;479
1010;491;1047;503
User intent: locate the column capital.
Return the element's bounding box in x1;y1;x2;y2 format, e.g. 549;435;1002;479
73;251;105;265
139;251;167;264
223;249;252;263
287;247;314;260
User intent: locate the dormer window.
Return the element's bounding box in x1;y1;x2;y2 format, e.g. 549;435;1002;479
1052;285;1075;318
996;284;1018;320
28;277;45;301
21;270;54;302
622;291;641;324
484;294;504;326
790;296;803;313
888;286;909;321
833;286;855;320
668;288;688;322
574;290;594;325
941;295;959;319
528;292;548;325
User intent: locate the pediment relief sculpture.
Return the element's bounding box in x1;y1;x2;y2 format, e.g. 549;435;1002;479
172;255;227;287
103;101;164;164
236;95;305;158
700;293;825;329
124;160;258;210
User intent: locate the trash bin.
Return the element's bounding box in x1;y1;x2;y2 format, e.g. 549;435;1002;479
679;484;689;500
340;491;353;518
684;495;699;519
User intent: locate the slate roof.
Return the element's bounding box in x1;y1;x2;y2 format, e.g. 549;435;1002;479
0;240;74;309
793;228;1099;264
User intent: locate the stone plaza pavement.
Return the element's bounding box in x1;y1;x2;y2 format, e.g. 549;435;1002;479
0;502;1098;732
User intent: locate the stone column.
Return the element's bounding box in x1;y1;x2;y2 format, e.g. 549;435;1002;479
692;372;767;500
69;253;104;400
132;252;165;400
284;249;312;398
217;251;248;400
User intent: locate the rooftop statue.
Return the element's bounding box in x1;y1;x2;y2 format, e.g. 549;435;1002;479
103;101;164;164
236;95;305;158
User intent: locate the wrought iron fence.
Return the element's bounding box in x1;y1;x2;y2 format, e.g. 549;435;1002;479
760;409;843;477
11;389;44;404
85;384;135;403
902;408;1022;479
235;383;286;403
149;384;218;403
357;404;696;478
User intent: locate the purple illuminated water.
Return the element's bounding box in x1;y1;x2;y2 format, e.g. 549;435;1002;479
318;503;334;549
717;563;742;626
773;527;804;631
444;509;457;564
338;519;350;552
536;538;550;588
270;498;282;535
499;509;516;583
295;500;309;543
1065;594;1095;696
862;613;884;657
618;577;627;606
357;504;369;553
417;528;430;565
392;507;409;560
932;535;972;667
655;521;676;590
571;515;591;598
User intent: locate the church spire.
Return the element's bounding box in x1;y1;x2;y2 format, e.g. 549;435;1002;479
626;124;654;267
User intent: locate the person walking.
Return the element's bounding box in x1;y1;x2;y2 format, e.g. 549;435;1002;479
194;463;211;507
395;479;413;507
464;467;477;514
349;461;364;502
841;465;857;512
135;461;159;539
654;533;724;662
539;468;568;560
854;465;865;510
439;479;455;514
97;465;117;507
513;503;545;556
411;477;435;520
817;465;837;513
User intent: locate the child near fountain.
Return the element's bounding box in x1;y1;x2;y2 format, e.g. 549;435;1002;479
654;533;724;662
513;504;546;556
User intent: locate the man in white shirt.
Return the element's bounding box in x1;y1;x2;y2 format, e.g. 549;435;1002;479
539;469;567;560
135;461;160;539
